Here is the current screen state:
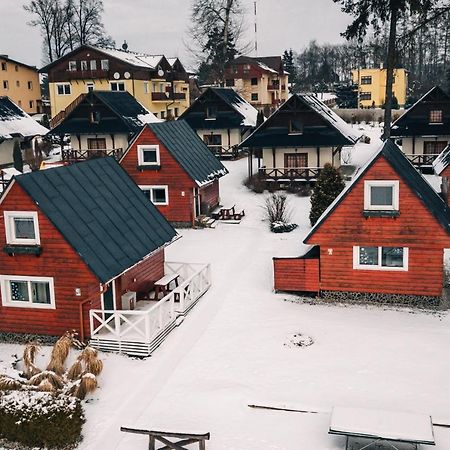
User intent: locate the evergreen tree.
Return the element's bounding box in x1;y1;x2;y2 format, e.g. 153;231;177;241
335;83;358;108
13;140;24;173
309;163;345;226
282;49;297;88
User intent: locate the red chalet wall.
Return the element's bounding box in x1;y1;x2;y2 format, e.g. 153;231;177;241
0;183;101;337
273;257;319;293
306;157;450;297
199;180;220;214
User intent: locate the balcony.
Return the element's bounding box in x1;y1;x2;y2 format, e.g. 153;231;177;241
151;92;186;102
89;262;211;356
267;82;280;91
61;148;124;164
259;166;323;182
405;153;440;169
51;69;110;81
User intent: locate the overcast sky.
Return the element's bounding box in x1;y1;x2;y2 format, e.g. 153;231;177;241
0;0;351;69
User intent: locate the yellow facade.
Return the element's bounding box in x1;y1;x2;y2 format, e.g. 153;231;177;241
0;57;41;114
49;77;190;119
351;68;408;108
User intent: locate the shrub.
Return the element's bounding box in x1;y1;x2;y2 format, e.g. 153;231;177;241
309;163;345;226
243;175;266;193
271;222;298;233
264;193;291;223
0;391;84;448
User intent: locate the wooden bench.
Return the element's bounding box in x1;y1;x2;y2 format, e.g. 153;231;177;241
153;273;180;300
120;427;210;450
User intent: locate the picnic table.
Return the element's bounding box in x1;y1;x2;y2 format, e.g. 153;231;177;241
153;273;180;300
212;205;245;221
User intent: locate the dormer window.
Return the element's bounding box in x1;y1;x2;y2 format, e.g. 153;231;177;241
429;110;443;124
364;180;399;211
206;106;217;119
137;145;160;167
4;211;40;245
289;119;303;134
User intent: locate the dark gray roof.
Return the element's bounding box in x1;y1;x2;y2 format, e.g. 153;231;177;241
145;120;228;186
305;139;450;243
50;91;157;136
433;144;450;175
14;157;177;283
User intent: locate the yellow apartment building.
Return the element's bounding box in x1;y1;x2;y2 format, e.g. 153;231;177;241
0;55;41;114
40;45;190;121
225;56;289;114
351;67;408;108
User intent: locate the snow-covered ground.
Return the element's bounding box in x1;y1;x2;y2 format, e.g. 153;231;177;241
2;128;450;449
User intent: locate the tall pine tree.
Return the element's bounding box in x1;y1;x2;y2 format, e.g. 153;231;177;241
309;163;345;226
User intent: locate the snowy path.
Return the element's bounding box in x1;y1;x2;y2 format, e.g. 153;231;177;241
75;145;450;450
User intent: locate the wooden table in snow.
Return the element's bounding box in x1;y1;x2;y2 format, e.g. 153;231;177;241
329;406;435;449
153;273;180;300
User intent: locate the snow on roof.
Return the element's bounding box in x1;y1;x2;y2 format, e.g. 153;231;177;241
301;93;360;143
329;406;435;444
137;112;163;124
257;61;278;74
0;97;48;139
95;47;164;69
213;88;259;127
167;57;177;67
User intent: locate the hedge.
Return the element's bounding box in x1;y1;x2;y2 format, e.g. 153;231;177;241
0;391;85;448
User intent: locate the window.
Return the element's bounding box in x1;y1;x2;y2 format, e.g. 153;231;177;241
29;100;34;109
174;107;179;117
364;180;399;211
86;82;94;92
3;80;8;90
160;110;166;119
110;82;125;91
360;92;372;100
27;81;33;90
89;111;101;124
361;76;372;85
203;134;222;146
289;119;303;134
16;80;20;87
429;110;443;124
4;211;40;245
68;61;77;71
1;62;6;71
101;59;109;70
251;93;259;101
14;65;18;72
353;246;408;271
57;83;71;95
144;81;149;94
225;78;235;87
137;145;160;167
206;105;217;119
139;186;169;205
80;60;88;71
424;141;447;155
152;82;158;92
90;60;97;70
251;77;258;86
0;276;55;309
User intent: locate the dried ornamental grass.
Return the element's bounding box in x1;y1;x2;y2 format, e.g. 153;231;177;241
46;330;77;375
67;359;83;381
0;375;23;391
73;373;97;400
22;342;41;378
28;371;64;391
80;347;103;376
37;378;55;392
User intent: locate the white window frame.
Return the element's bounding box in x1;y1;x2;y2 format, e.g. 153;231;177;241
56;83;71;95
353;246;409;271
86;82;94;93
101;59;109;70
80;60;88;71
364;180;399;211
4;211;40;245
68;60;77;71
110;81;125;92
0;275;56;309
137;145;160;166
139;185;169;205
90;59;97;71
144;81;149;94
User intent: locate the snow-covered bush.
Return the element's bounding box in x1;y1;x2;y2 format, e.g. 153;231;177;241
0;391;84;448
270;222;298;233
264;193;291;223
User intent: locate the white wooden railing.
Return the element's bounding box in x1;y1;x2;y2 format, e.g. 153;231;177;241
89;262;211;345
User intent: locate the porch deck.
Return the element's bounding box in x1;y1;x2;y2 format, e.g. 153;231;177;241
258;166;323;182
61;148;124;164
89;262;211;356
207;144;241;159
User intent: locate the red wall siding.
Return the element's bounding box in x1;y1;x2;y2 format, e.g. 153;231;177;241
121;127;196;224
199;180;220;213
306;157;450;297
0;183;101;337
273;257;319;292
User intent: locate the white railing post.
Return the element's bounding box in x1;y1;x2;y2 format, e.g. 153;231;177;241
144;313;150;342
114;313;121;338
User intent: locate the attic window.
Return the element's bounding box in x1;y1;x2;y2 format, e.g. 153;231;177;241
90;60;97;70
4;211;40;245
68;61;77;71
289;119;303;134
429;110;443;124
364;180;399;211
101;59;109;70
89;111;101;124
137;145;160;167
206;106;217;119
81;60;88;71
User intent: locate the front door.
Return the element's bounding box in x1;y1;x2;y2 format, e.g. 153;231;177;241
102;281;115;319
285;153;308;168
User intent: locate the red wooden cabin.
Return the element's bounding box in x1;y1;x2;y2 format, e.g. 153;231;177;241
120;120;228;226
0;157;177;340
274;140;450;303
